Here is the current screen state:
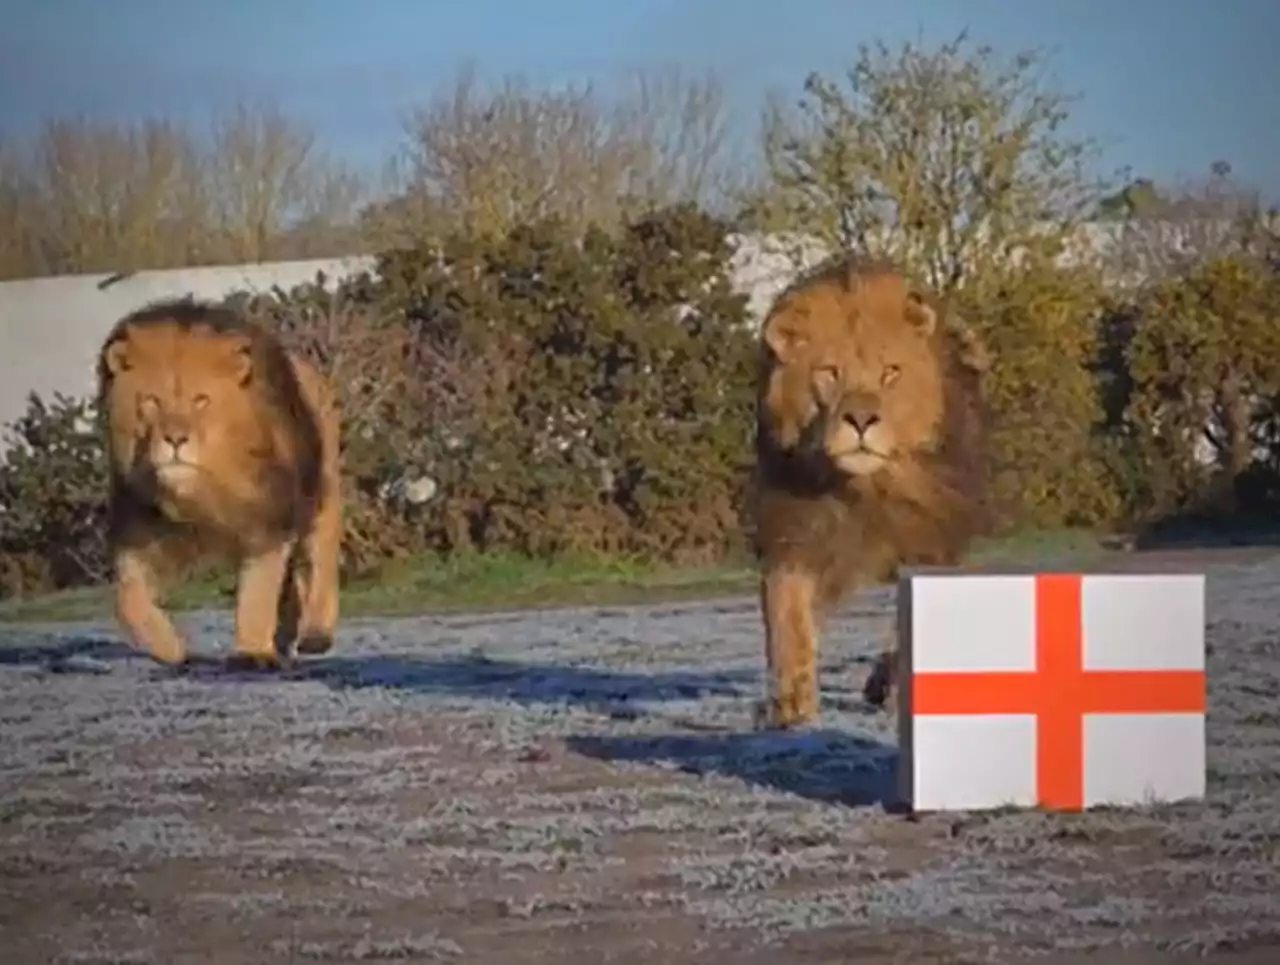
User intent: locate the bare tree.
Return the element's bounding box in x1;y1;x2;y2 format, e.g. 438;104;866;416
0;139;41;278
202;102;366;262
0;104;366;280
368;63;739;245
8;116;208;275
610;66;740;211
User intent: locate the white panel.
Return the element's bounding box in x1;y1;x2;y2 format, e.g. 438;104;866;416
910;575;1036;673
1082;574;1205;671
1083;713;1206;807
909;714;1038;811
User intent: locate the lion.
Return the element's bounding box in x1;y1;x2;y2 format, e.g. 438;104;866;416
96;298;342;670
750;255;990;728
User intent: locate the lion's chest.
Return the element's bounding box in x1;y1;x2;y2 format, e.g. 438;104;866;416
758;481;936;568
154;490;200;525
140;458;309;549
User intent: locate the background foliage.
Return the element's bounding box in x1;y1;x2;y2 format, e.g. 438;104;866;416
3;35;1279;598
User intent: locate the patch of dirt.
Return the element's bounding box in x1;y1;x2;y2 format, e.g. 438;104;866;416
1;545;1278;964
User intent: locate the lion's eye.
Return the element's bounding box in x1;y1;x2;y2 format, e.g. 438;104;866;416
138;394;160;417
192;394;210;411
882;365;902;387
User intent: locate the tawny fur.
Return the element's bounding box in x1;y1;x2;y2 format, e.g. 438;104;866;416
751;256;989;727
97;298;342;669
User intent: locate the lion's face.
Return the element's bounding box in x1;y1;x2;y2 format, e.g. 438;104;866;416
760;271;949;479
101;322;261;492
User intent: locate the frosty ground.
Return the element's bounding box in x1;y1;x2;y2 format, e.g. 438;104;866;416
1;548;1278;964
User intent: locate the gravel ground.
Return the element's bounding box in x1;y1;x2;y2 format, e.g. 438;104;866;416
1;549;1278;964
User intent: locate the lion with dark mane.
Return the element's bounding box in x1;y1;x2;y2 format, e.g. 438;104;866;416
97;298;342;669
751;255;990;728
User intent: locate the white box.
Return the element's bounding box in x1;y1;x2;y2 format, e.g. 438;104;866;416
896;572;1206;813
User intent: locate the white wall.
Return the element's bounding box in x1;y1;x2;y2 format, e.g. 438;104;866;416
1;223;1134;449
0;256;376;437
0;235;822;444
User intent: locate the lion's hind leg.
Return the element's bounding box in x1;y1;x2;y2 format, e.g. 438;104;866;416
861;593;903;713
228;540;295;671
862;641;898;713
294;486;340;658
295;378;341;657
272;549;304;658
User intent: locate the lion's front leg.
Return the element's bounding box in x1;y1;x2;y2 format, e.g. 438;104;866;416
228;540;295;671
113;546;188;665
756;566;821;729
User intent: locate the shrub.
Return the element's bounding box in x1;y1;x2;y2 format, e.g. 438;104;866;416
955;261;1122;531
0;392;109;596
375;202;758;563
1119;254;1280;519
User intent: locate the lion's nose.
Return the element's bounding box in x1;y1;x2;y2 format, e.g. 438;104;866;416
162;430;190;453
842;408;881;434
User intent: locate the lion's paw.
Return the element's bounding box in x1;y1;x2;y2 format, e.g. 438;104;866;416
752;697;818;732
295;632;334;656
226;651;287;673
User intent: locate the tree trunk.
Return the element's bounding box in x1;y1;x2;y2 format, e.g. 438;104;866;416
1215;369;1252;513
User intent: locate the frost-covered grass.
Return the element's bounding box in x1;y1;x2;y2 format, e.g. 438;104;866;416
1;546;1277;963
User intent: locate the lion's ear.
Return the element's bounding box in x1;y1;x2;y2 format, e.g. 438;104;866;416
762;311;812;363
102;336;131;375
905;292;938;338
228;336;254;386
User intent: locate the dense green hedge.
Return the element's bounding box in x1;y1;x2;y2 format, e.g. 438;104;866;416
4;203;1280;598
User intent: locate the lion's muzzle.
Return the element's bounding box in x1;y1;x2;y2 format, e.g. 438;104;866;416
149;424;203;482
825;393;890;476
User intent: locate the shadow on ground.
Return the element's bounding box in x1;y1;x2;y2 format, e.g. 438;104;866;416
0;635;757;719
1131;509;1280;553
172;651;755;718
566;728;901;810
0;635;132;673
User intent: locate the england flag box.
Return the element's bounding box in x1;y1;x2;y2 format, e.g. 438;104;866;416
896;571;1207;813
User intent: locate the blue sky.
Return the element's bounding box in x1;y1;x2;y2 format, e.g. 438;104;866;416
1;0;1277;196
